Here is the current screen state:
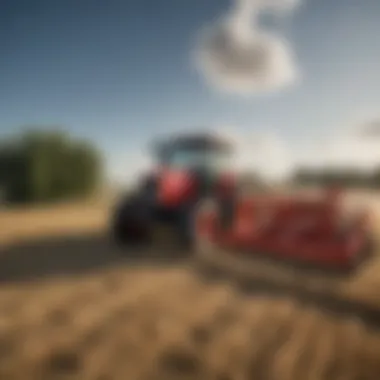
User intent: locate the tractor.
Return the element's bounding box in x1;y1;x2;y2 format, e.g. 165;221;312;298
111;131;373;274
111;132;238;249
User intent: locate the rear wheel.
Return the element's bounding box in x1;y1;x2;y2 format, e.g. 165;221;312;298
111;194;152;247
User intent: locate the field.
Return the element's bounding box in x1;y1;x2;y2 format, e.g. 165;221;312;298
1;192;380;379
0;199;110;247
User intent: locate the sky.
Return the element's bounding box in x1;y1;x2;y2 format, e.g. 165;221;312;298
1;0;380;182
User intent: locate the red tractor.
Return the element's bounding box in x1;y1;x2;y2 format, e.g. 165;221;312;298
111;132;238;249
111;132;373;273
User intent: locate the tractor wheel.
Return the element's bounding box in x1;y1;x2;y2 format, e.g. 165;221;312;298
111;195;152;247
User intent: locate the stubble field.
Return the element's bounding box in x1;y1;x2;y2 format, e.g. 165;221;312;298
1;192;380;380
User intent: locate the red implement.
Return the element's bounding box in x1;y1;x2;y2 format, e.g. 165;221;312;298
195;189;372;272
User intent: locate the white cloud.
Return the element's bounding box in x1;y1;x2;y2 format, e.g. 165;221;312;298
218;117;380;181
298;118;380;173
322;137;380;173
194;0;300;95
215;127;295;180
352;118;380;138
235;0;301;14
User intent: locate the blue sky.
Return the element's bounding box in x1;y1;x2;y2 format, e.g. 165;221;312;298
1;0;380;181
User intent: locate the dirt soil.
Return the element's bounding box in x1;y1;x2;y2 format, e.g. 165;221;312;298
0;193;380;380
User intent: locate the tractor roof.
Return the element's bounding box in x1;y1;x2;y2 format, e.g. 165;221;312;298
152;132;234;155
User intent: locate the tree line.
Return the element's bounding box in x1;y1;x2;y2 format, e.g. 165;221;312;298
0;129;103;205
293;167;380;188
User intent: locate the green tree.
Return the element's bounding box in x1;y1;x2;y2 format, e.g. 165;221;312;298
0;129;103;205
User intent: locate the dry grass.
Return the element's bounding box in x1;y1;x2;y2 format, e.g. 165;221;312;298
1;267;380;380
0;199;110;247
1;194;380;379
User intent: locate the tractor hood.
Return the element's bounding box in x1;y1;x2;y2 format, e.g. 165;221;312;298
156;166;232;207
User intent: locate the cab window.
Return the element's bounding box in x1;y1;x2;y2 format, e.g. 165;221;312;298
169;149;231;171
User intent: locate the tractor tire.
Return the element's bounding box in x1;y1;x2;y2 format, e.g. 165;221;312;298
110;195;152;247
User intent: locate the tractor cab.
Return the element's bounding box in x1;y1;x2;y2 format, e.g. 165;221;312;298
152;133;233;174
112;132;237;248
149;133;236;207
